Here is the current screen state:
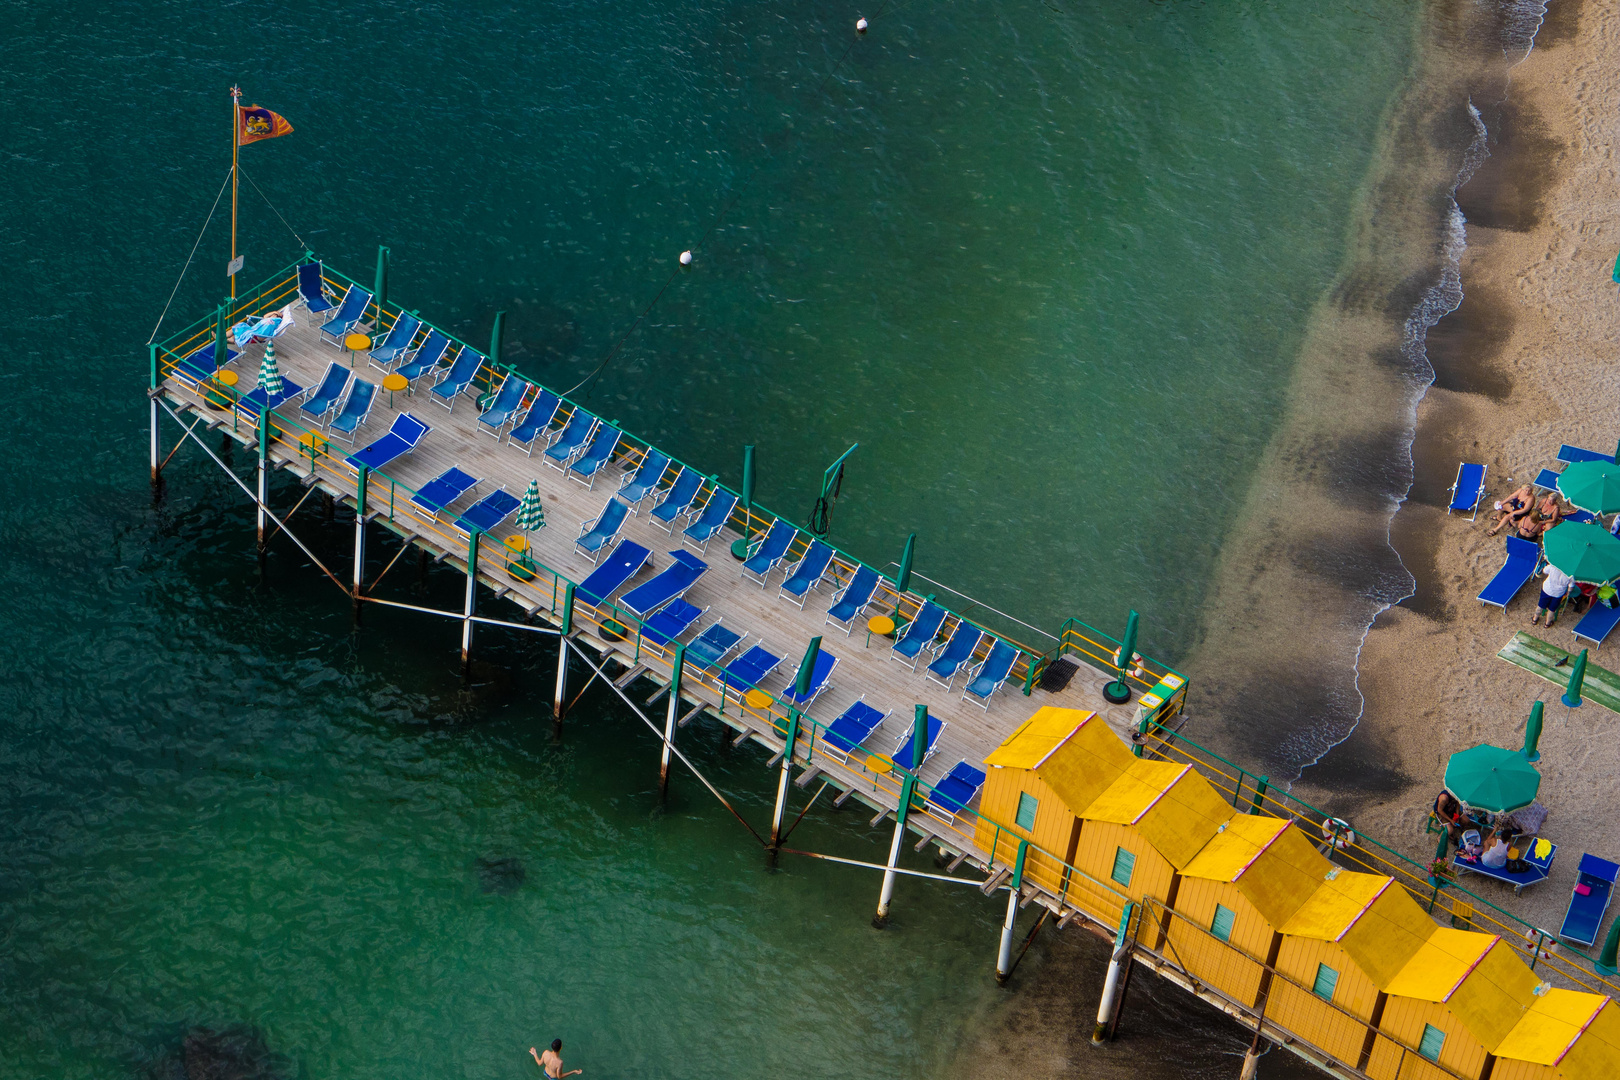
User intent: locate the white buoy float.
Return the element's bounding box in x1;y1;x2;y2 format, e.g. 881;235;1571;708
679;250;693;266
856;16;868;32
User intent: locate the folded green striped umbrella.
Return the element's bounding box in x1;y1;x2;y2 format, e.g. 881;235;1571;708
515;479;545;533
257;342;283;398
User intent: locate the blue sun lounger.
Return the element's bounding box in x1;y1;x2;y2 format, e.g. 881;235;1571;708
1454;840;1556;894
1573;603;1620;648
687;621;745;671
297;261;336;315
346;413;431;473
1566;509;1598;525
650;468;703;533
779;541;835;609
410;466;481;517
925;762;988;825
820;700;888;764
621;549;710;619
741;518;797;586
508;390;561;456
1559;854;1620;946
367;313;421;371
926;622;984;691
544;408;598;472
641;598;707;647
173;341;240;387
575;540;653;607
327;378;378;444
722;644;783;694
477;378;532;439
618;449;672;512
318;284;373;346
453;489;522;535
569;424;622;489
684;490;738;554
575;497;629;563
395;331;451;386
239;374;308;413
782;649;837;709
1558;445;1616;466
892;715;945;770
890;601;947;670
1448;462;1487;519
1478;536;1541;609
429;347;487;412
1533;468;1563;492
298;361;352;426
825;565;880;635
961;639;1019;710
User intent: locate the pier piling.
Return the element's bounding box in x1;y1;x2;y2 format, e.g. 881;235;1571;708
769;709;800;853
1091;902;1136;1042
553;584;574;738
352;466;368;620
148;345;161;490
660;644;685;798
461;530;480;675
872;773;913;928
255;402;268;565
995;840;1029;983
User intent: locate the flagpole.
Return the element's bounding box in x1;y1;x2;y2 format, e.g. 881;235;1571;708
230;85;241;303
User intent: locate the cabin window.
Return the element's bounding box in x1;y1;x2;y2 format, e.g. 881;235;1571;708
1015;792;1038;831
1312;963;1339;1001
1111;847;1135;887
1210;904;1236;943
1418;1024;1446;1062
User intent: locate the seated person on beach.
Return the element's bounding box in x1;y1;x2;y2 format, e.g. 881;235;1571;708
1513;497;1559;541
1533;564;1574;627
1433;791;1466;841
1488;485;1535;536
1480;831;1510;869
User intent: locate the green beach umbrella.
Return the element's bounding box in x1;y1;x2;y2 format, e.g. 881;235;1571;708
1103;610;1140;704
896;532;916;594
793;635;822;699
1542;522;1620;583
1563;648;1588;708
1443;744;1541;814
1521;700;1544;762
1556;460;1620;515
910;704;928;771
515;479;545;533
374;245;389;308
257;342;283;398
214;299;230;370
742;444;756;534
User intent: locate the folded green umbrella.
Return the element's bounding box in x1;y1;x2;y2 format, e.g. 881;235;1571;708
1542;521;1620;583
1444;744;1541;814
1557;460;1620;515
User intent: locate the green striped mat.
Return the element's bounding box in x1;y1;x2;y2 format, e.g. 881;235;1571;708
1496;631;1620;715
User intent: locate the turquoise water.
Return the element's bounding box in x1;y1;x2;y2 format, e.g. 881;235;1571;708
2;1;1421;1077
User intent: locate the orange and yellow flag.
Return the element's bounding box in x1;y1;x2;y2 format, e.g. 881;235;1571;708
237;104;293;145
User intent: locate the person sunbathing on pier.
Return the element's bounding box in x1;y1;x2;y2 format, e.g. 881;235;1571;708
531;1041;582;1078
1487;485;1535;536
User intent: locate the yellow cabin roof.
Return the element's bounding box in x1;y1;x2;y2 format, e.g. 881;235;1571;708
1280;871;1436;988
1444;936;1539;1052
1385;929;1500;1003
1183;815;1291;882
1496;991;1611;1067
1081;760;1231;869
1180;818;1333;927
1280;871;1392;940
1554;995;1620;1077
983;708;1134;818
984;707;1097;770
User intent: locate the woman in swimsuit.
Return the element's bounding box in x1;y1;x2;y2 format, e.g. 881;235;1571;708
1488;485;1534;536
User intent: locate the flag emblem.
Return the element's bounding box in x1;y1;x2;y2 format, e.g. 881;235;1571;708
238;105;294;145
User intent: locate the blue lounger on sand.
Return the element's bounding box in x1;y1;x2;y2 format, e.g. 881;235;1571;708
687;621;745;670
1533;468;1563;491
367;313;421;371
741;518;797;586
779;541;835;609
1559;854;1620;946
429;347;487;412
453;489;521;534
411;466;480;517
1559;445;1616;466
1478;536;1541;609
622;549;710;619
569;424;622;489
641;598;707;647
890;601;948;670
346;413;431;473
298;361;352;426
892;715;945;770
575;497;629;563
477;378;532;439
961;639;1019;710
618;450;671;511
825;565;880;635
820;700;888;764
650;468;703;533
1573;603;1620;648
508;390;561;456
683;490;738;554
782;649;837;709
298;261;336;315
722;644;783;694
395;331;451;385
1454;840;1557;895
576;540;653;607
327;378;377;444
318;284;372;346
239;374;308;413
926;622;984;691
925;762;988;824
1448;462;1487;519
544;408;598;471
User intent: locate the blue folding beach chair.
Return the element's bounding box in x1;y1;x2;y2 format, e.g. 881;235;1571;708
568;424;622;489
410;466;481;518
238;373;307;414
1559;854;1620;946
428;347;487;412
575;497;630;563
298;361;352;427
1533;468;1563;492
318;284;373;347
820;701;889;764
641;598;708;647
1574;603;1620;648
687;621;745;671
1448;462;1487;520
477;378;532;440
453;489;522;535
345;412;431;473
683;489;738;555
741;518;797;587
1478;536;1541;609
782;649;837;709
297;261;336;315
779;541;835;609
722;644;783;695
367;312;421;371
925;762;988;825
650;468;703;533
575;540;653;607
394;331;451;386
508;390;562;456
891;715;945;770
621;549;710;619
543;408;598;472
961;639;1019;710
618;449;672;513
926;622;984;691
327;378;377;445
825;565;880;635
890;601;948;671
1559;445;1616;466
173;340;240;388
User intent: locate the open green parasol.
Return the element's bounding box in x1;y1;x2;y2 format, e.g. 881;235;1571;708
1542;521;1620;583
1443;744;1541;814
1556;460;1620;515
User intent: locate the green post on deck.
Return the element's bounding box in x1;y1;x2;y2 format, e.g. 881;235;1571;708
895;772;915;829
559;581;574;635
356;465;368;519
1011;838;1029;892
783;709;800;764
490;309;506;368
910;704;927;771
1249;776;1268;815
374;245;389;309
1598;917;1620;976
148;342;158;390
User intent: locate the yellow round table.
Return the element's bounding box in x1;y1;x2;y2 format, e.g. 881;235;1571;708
743;688;773;711
214;369;239;386
866;614;895;648
344;332;372;354
864;754;893;775
504;535;528;555
382;371;408;406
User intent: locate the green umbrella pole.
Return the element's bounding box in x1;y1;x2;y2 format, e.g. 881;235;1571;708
1564;648;1588;708
1103;610;1139;705
1522;700;1544;762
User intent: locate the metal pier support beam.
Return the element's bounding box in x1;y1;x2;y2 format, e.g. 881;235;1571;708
148;345;161;488
553;584;574;738
255;403;269;563
769;710;800;852
872;772;916;929
660;643;685;798
995;840;1030;983
352;465;368;620
1092;902;1137;1043
461;529;480;675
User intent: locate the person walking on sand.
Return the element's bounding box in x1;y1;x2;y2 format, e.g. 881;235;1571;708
531;1040;582;1078
1533;564;1574;628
